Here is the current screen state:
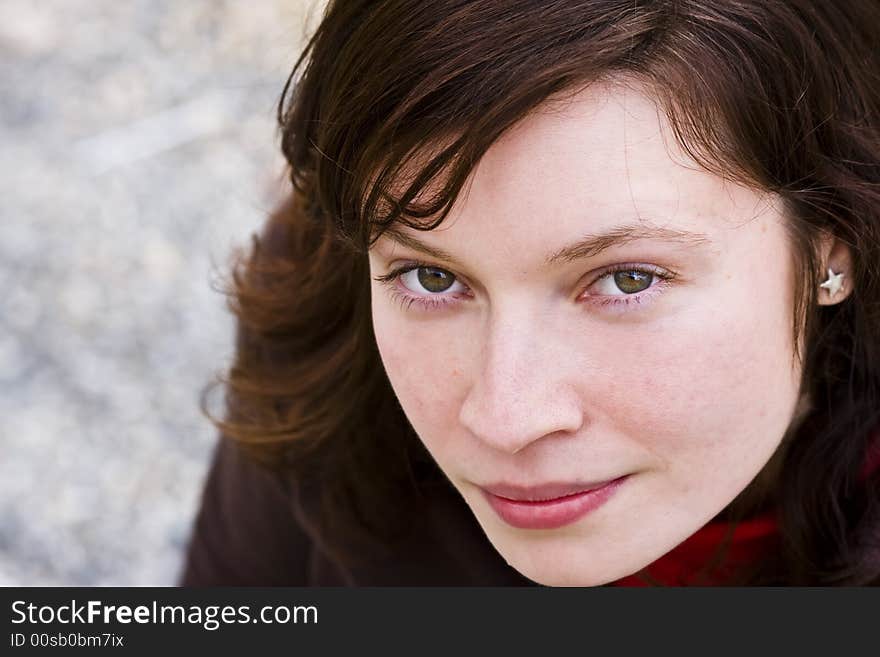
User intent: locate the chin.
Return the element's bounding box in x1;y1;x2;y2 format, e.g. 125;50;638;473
507;559;622;587
493;540;638;587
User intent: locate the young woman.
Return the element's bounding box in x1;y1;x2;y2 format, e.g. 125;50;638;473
180;0;880;586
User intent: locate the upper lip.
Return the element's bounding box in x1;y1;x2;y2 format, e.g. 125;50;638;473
480;478;622;502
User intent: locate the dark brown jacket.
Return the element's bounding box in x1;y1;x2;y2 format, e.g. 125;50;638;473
179;436;538;586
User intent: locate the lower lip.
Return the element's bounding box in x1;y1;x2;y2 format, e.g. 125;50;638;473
482;476;628;530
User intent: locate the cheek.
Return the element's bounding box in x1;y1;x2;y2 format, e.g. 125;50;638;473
371;298;468;440
607;274;800;485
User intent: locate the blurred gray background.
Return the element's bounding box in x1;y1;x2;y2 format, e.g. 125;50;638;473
1;0;324;585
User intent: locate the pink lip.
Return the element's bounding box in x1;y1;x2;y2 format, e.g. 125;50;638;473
481;476;628;530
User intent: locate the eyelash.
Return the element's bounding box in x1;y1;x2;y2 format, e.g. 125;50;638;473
372;260;677;314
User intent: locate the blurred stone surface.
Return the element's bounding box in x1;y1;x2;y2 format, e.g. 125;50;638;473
0;0;324;585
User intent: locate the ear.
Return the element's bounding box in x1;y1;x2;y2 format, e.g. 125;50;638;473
816;232;854;306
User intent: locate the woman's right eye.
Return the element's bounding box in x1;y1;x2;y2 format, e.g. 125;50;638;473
372;262;471;312
399;266;466;295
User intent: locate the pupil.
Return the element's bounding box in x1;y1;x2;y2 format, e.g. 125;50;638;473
417;267;454;293
613;270;652;294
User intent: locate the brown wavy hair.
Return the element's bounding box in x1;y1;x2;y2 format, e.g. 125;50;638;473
202;0;880;585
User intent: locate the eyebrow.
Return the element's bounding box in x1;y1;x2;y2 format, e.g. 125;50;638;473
379;222;712;268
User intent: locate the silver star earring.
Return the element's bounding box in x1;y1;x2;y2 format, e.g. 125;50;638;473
819;267;845;299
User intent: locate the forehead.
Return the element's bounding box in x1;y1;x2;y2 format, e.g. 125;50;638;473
371;80;774;267
468;81;732;217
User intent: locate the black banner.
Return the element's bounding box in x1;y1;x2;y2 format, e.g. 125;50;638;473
0;587;871;653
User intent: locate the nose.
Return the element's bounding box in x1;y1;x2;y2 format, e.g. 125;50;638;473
457;309;585;455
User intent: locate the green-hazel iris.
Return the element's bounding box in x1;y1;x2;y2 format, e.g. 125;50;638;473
417;267;455;293
614;270;652;294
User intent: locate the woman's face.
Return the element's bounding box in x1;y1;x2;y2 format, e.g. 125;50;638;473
367;81;803;586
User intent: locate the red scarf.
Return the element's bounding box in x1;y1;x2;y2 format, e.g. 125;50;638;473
611;435;880;586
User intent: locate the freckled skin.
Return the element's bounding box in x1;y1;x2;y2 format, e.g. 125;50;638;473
367;80;804;586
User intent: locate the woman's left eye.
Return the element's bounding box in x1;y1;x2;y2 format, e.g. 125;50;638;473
589;266;668;296
581;264;676;309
